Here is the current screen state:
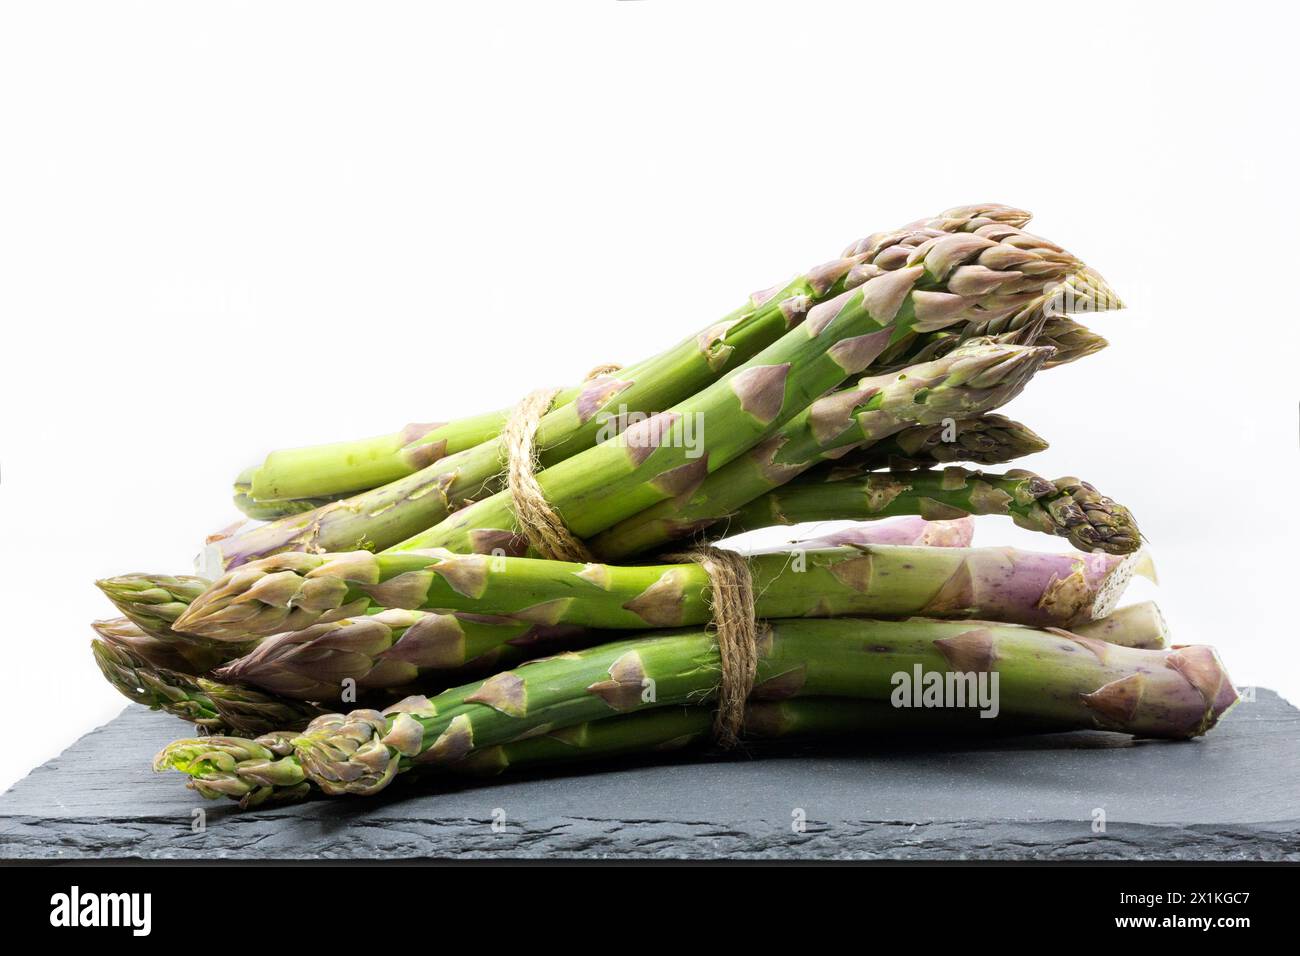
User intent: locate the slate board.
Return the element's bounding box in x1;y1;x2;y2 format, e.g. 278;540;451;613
2;690;1297;862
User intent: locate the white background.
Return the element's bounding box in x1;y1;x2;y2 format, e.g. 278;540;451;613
0;1;1296;793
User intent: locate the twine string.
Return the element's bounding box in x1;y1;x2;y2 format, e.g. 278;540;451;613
505;371;759;745
665;545;759;748
503;387;594;563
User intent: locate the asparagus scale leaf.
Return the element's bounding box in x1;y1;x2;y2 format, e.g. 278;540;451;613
1070;601;1169;650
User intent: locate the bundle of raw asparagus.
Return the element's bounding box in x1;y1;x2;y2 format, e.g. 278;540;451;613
89;204;1238;809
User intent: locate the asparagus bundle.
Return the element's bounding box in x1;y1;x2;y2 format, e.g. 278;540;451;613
87;205;1244;816
206;544;1148;697
216;207;1029;564
102;517;980;651
155;617;1238;806
212;217;1110;572
232;204;1042;513
96;583;1175;736
389;231;1108;559
172;541;1146;646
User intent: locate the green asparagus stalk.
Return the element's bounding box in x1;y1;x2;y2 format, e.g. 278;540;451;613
92;636;325;735
835;414;1048;472
233;467;345;521
728;466;1141;554
392;226;1098;558
178;540;1145;656
155;617;1238;806
239;406;552;506
213;209;1053;571
1071;601;1169;650
587;340;1052;559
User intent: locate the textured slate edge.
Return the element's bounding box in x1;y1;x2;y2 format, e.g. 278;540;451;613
3;689;1297;862
3;813;1298;862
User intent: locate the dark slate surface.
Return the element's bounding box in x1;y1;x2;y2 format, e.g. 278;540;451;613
2;690;1297;862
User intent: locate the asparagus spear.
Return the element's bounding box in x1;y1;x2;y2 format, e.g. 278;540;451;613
841;221;1120;342
393;226;1097;558
213;209;1053;571
96;573;259;667
835;414;1048;472
178;540;1144;655
213;260;877;566
727;466;1141;554
1071;601;1169;650
238;404;568;507
453;698;1062;777
216;608;596;700
155;617;1238;805
1035;316;1110;366
91;618;227;675
232;467;344;521
864;232;1122;372
92;636;325;735
971;265;1123;344
100;515;973;651
873;313;1112;385
586;339;1052;559
96;573;210;640
235;204;1035;509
